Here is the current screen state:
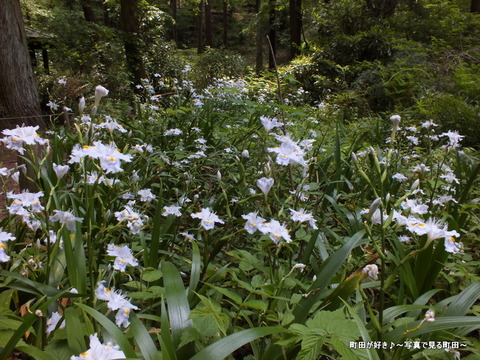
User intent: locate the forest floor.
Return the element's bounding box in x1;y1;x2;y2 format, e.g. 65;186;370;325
0;148;18;218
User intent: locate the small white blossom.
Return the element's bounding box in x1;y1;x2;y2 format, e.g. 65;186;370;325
162;205;182;217
363;264;379;280
191;208;224;230
257;177;274;195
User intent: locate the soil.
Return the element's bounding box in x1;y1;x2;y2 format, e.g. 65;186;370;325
0;147;19;218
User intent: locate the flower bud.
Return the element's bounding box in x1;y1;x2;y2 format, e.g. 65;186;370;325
79;97;86;115
94;85;109;107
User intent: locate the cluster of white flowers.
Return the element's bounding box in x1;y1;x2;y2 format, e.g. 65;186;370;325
1;125;48;154
114;206;146;234
162;205;182;217
69;141;132;174
241;213;291;244
95;281;139;328
164;128;183;136
70;333;125;360
106;244;138;272
267;135;309;168
7;191;44;230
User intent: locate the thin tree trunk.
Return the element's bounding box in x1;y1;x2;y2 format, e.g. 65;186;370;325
268;0;277;69
205;0;213;48
80;0;96;23
103;1;110;26
119;0;146;90
255;0;264;74
472;0;480;13
171;0;178;44
289;0;302;59
197;2;205;54
223;1;228;47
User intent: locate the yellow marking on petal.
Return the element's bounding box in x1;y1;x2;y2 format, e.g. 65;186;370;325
83;145;91;149
449;237;456;242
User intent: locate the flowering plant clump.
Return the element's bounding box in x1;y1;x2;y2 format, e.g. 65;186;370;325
0;78;478;360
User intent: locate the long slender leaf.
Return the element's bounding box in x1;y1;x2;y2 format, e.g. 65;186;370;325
444;281;480;316
129;312;160;360
76;303;137;358
385;316;480;342
190;326;284;360
16;345;52;360
0;270;60;296
343;301;380;360
161;261;194;358
65;307;86;355
188;240;201;300
148;180;164;268
160;297;176;360
293;230;366;323
0;290;69;360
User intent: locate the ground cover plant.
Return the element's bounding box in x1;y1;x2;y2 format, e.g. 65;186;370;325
1;72;480;360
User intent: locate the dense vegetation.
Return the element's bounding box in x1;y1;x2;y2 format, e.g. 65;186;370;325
0;0;479;359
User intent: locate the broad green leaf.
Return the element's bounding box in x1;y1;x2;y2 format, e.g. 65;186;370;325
142;269;163;283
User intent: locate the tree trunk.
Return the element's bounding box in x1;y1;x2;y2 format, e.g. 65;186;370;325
268;0;277;69
1;0;44;191
205;0;213;48
472;0;480;13
223;1;228;47
0;0;44;131
289;0;302;59
119;0;146;90
103;1;110;26
171;0;178;44
79;0;96;23
197;2;205;54
255;0;264;74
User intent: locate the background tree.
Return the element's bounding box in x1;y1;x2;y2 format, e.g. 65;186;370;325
289;0;302;59
0;0;44;131
472;0;480;12
120;0;146;89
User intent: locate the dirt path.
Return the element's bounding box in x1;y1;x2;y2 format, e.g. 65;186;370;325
0;148;19;218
